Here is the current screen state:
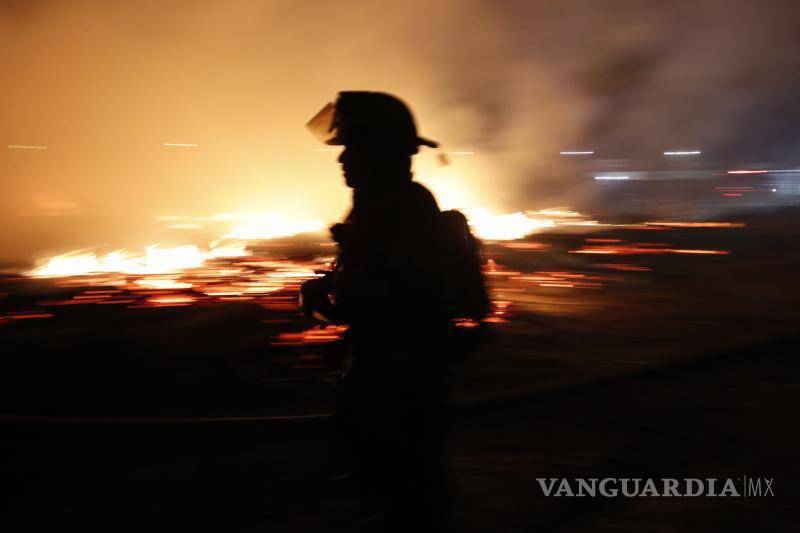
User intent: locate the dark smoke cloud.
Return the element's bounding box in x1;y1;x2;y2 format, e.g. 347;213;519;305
1;0;798;261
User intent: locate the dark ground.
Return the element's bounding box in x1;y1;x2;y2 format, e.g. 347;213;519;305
2;207;799;531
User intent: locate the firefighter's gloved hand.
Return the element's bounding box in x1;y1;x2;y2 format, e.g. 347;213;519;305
299;274;341;323
300;277;325;317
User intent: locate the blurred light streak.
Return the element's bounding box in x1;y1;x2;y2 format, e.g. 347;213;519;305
663;150;701;155
144;296;196;306
270;325;348;346
594;175;630;180
727;170;768;174
512;270;608;290
560;151;594;155
7;144;48;150
571;245;729;255
597;263;651;272
670;249;729;255
8;311;54;319
644;221;744;228
498;242;549;251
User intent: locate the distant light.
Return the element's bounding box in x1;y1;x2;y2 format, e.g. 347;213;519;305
560;151;594;155
726;170;768;175
664;150;701;156
7;144;48;150
163;143;199;148
594;175;630;180
771;188;777;192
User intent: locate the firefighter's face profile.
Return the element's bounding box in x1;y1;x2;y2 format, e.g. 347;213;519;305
338;144;371;189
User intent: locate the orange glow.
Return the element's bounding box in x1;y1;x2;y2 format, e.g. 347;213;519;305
645;222;745;228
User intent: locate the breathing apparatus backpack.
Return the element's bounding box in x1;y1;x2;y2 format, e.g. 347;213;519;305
438;209;491;321
300;209;490;324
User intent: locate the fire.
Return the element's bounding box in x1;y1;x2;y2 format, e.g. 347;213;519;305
28;204;591;279
27;203;744;281
27;210;328;279
29;244;250;277
418;165;591;240
465;208;555;240
464;207;592;241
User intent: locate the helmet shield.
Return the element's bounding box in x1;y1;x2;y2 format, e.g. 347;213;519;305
305;101;340;145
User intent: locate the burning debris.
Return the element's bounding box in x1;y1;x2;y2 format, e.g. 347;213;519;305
29;244;250;277
26;207;591;279
5;205;745;348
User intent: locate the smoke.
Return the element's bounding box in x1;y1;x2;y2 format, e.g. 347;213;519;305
1;0;798;261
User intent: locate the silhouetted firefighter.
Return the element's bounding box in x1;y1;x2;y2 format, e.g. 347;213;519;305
302;91;489;531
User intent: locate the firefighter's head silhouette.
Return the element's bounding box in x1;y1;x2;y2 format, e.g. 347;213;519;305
306;91;438;188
